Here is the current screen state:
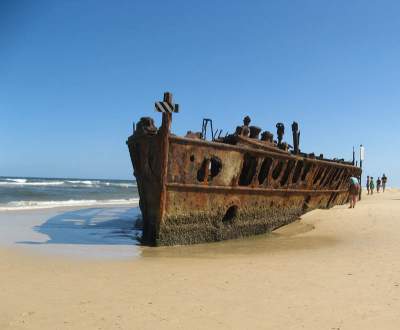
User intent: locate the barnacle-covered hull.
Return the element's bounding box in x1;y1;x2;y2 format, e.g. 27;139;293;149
127;93;361;246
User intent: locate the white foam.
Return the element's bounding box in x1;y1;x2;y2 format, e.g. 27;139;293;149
0;181;65;186
107;182;136;188
2;178;28;183
66;180;101;185
0;198;140;211
0;178;136;188
96;181;135;188
66;180;135;188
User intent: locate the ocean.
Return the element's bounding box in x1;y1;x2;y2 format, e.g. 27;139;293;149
0;176;139;210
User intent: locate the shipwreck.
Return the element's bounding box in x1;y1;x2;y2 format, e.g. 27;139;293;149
127;92;361;246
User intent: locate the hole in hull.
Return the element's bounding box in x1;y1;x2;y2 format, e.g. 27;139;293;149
272;160;284;180
280;160;296;186
319;167;332;187
210;156;222;178
222;205;238;224
197;156;222;182
325;168;339;187
301;162;312;181
258;157;273;185
292;160;304;183
313;167;324;184
239;153;258;186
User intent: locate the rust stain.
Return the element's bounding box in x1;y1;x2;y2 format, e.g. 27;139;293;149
127;92;361;246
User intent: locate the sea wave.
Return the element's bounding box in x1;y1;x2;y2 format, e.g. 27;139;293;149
66;180;136;188
0;181;65;186
0;178;136;188
105;183;136;188
2;178;28;183
66;180;101;185
0;198;140;211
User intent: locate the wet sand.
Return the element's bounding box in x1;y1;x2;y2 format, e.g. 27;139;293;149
1;190;400;329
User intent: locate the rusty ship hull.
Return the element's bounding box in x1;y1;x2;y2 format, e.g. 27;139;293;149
127;93;361;246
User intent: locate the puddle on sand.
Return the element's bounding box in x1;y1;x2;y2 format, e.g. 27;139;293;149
141;220;337;259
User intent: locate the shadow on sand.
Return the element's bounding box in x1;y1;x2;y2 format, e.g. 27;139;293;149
18;207;142;245
17;207;337;259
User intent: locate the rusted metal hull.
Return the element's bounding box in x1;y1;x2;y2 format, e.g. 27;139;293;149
128;127;361;246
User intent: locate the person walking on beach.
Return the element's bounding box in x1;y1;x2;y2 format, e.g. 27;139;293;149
377;177;382;193
349;176;360;208
382;174;388;192
369;177;375;195
366;176;370;195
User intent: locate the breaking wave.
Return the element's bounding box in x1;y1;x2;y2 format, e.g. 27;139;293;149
0;180;65;186
0;178;136;188
0;198;140;211
3;178;28;184
66;180;101;185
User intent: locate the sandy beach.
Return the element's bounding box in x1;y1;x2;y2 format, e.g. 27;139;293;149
1;190;400;329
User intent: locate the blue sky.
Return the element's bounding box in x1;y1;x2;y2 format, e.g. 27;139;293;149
1;0;399;186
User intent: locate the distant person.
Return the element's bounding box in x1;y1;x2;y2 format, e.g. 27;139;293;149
366;176;370;195
369;177;375;195
382;174;388;192
349;176;360;208
377;177;382;193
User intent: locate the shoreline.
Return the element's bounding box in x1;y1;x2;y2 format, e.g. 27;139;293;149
0;199;139;212
0;189;398;260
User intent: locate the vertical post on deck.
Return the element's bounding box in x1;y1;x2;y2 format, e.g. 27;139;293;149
159;92;173;228
359;144;364;201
